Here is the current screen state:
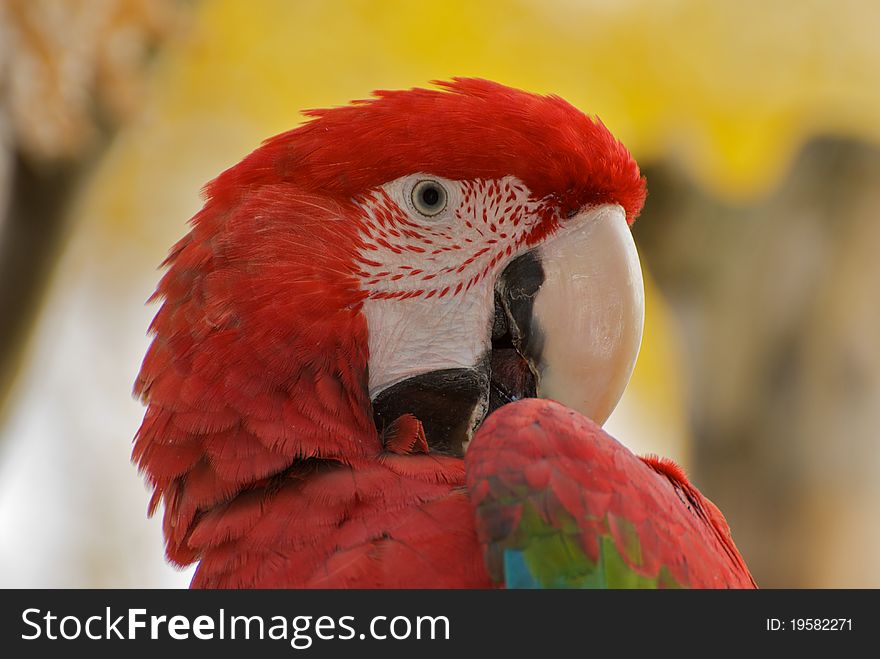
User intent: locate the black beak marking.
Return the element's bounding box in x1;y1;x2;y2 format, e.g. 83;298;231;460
372;362;489;456
494;250;546;369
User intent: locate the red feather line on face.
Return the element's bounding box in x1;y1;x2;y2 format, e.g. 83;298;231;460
354;177;548;301
132;79;645;586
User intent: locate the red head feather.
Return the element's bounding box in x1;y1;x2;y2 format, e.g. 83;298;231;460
206;78;645;222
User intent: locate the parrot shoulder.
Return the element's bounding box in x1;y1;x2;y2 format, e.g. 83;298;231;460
465;398;756;589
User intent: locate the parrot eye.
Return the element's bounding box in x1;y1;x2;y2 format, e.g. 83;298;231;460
411;180;448;217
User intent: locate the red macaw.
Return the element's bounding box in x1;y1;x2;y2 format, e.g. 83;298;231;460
133;79;756;588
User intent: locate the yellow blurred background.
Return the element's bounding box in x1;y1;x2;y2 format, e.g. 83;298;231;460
1;0;878;587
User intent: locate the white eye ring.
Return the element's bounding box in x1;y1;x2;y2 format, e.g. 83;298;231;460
410;179;448;217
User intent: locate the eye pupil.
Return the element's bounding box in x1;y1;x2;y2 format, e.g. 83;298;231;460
421;186;440;207
411;179;448;217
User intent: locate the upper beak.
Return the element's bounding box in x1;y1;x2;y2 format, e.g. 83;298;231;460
500;204;644;426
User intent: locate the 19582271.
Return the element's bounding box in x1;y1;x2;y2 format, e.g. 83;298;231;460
766;618;853;631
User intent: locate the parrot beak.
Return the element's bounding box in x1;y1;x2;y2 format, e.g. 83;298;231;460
493;204;644;426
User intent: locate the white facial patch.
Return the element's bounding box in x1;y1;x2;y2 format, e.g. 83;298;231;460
363;280;496;396
354;174;544;397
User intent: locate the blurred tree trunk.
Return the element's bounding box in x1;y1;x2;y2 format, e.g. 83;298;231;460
0;0;183;422
635;138;880;587
0;156;81;417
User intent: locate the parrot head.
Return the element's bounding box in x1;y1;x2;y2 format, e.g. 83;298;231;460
337;79;646;452
135;79;646;558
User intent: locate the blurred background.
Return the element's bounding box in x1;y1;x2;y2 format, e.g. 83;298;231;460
0;0;878;588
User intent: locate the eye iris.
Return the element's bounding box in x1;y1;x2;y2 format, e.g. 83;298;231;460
412;180;447;216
